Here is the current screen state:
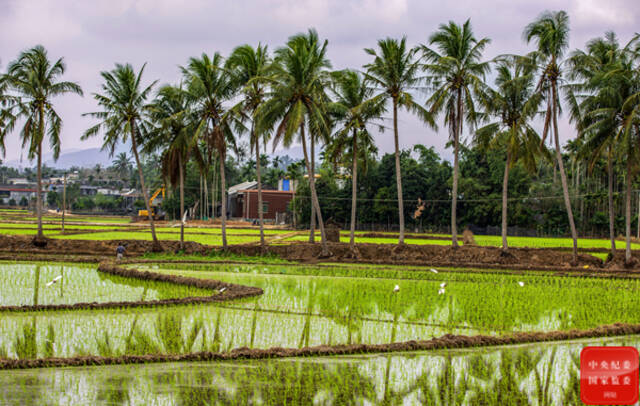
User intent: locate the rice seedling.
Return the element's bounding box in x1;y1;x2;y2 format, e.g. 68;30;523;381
0;263;212;307
0;334;635;405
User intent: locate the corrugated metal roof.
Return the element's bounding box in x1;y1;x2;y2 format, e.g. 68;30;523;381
228;181;258;194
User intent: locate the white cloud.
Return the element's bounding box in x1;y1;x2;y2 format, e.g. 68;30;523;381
572;0;635;26
360;0;408;23
1;0;83;46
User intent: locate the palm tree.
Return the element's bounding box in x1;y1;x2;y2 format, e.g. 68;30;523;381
181;53;239;250
620;61;640;262
112;152;132;185
82;63;161;249
364;37;435;244
0;74;17;154
227;44;272;249
3;46;83;243
145;84;194;250
567;32;635;259
523;10;579;261
475;57;545;250
257;29;332;256
327;70;384;251
422;20;491;247
572;34;640;262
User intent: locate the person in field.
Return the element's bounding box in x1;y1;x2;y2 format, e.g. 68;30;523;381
116;243;126;261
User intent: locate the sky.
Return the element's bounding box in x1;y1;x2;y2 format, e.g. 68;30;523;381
0;0;639;165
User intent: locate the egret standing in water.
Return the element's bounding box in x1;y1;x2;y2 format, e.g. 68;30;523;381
46;275;62;287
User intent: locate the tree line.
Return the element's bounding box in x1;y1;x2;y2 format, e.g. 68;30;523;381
1;10;639;262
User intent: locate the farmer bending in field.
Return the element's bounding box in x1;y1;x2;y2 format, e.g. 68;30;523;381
116;243;126;261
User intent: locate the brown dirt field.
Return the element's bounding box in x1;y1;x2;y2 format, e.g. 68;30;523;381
1;322;638;370
2;234;640;272
229;241;610;270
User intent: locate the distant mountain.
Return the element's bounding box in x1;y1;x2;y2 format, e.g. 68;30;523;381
4;145;128;169
44;147;120;168
3;143;305;170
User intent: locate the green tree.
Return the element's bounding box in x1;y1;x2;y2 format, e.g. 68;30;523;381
2;45;83;243
46;190;59;208
475;57;545;250
257;29;333;255
364;37;435;244
327;70;384;250
227;44;272;249
82;63;161;249
568;32;638;258
112;152;132;185
0;72;17;154
182;53;239;249
524;10;579;261
422;20;490;247
146;84;195;250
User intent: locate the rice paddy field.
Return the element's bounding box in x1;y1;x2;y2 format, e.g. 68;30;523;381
3;210;640;404
2;334;636;405
0;257;638;405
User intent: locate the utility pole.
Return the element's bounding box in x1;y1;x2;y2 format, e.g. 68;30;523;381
62;173;66;233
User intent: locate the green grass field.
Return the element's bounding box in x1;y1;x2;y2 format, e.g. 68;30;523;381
1;209;639;251
53;231;261;245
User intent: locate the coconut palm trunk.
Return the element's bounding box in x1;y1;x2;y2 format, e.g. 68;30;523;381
309;132;316;243
300;126;328;255
212;157;217;221
607;147;616;257
36;141;44;240
551;84;578;261
392;99;405;245
203;174;208;219
350;130;358;249
219;155;228;249
33;103;46;242
625;159;633;263
178;154;185;250
130;120;160;248
255;129;265;249
450;95;462;247
501;150;511;251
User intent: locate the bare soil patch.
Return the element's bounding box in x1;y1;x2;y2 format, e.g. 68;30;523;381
2;234;640;272
229;241;609;271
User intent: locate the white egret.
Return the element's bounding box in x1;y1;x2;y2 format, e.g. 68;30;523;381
518;281;525;287
430;269;438;274
438;288;445;295
45;275;62;287
440;282;446;288
219;287;227;293
393;285;400;293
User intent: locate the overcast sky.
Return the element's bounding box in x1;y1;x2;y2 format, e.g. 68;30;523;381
1;0;639;164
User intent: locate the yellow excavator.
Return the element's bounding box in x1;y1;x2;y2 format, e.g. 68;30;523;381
135;187;165;221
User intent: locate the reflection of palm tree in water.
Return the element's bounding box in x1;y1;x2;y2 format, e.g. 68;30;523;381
15;266;40;359
96;376;132;405
165;361;377;405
